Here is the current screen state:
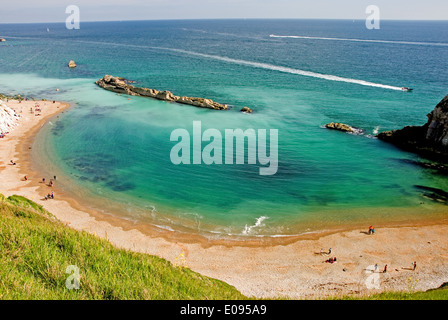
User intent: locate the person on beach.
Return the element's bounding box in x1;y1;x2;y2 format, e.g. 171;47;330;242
42;178;45;183
10;160;16;165
383;264;388;273
49;180;53;187
413;261;417;271
24;176;27;181
326;257;337;264
368;226;373;234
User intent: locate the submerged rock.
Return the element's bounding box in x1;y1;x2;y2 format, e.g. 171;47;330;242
400;159;448;175
414;185;448;203
377;94;448;162
96;75;229;110
240;106;252;113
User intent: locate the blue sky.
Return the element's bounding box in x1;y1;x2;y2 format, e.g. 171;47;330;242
1;0;447;23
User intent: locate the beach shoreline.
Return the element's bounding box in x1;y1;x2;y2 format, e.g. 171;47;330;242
1;98;448;299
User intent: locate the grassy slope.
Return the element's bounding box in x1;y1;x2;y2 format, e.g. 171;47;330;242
1;194;446;300
350;285;448;300
0;194;246;300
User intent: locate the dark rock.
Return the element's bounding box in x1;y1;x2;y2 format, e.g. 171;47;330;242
377;94;448;161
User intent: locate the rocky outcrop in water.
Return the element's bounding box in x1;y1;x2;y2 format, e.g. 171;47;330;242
240;106;252;113
96;75;228;110
325;122;355;133
377;94;448;161
68;60;77;68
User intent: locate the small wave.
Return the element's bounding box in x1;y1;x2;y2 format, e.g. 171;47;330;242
242;216;269;235
349;127;365;135
16;48;51;68
153;224;175;232
269;34;448;47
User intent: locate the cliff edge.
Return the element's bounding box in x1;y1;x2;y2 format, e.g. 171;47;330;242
377;94;448;161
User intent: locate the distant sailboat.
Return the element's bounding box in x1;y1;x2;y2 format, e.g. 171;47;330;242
46;27;50;32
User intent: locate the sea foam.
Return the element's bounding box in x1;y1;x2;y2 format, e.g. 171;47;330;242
242;216;269;235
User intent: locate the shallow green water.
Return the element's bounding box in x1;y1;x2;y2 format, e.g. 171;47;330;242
1;20;448;236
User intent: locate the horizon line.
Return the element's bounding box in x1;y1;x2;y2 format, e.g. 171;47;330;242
1;17;448;25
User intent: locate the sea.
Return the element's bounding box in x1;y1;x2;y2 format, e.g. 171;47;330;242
0;19;447;237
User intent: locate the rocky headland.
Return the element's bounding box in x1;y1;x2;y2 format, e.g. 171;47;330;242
377;94;448;162
96;75;230;111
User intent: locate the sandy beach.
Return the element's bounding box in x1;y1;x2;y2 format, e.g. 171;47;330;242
1;98;448;299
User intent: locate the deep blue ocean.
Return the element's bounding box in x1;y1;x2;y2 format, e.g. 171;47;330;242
1;19;447;236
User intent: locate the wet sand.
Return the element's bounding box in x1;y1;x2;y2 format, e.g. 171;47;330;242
1;98;448;299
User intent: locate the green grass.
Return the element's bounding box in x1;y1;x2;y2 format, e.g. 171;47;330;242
0;194;247;300
347;285;448;300
1;193;446;300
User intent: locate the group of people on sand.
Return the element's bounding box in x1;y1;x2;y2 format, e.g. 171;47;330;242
20;170;57;200
320;226;418;274
325;257;337;264
31;103;43;116
12;156;59;199
43;177;56;200
44;191;54;200
320;248;337;263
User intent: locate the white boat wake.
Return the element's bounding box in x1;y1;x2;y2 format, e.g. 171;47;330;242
157;47;404;91
3;36;405;91
269;34;448;47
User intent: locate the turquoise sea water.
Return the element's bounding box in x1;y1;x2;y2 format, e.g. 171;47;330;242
1;20;448;236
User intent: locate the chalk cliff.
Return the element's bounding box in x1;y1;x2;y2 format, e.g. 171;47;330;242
0;100;20;135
